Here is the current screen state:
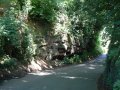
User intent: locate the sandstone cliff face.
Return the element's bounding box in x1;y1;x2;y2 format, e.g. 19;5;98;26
28;13;82;61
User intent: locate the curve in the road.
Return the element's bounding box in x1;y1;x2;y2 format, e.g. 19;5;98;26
0;54;106;90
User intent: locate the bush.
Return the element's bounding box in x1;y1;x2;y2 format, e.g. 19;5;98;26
0;55;17;68
113;80;120;90
29;0;58;23
63;54;82;64
0;8;36;63
80;50;89;61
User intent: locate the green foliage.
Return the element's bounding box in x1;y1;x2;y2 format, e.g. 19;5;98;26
104;26;120;89
113;80;120;90
29;0;58;23
0;55;17;68
0;9;21;48
63;55;82;64
102;0;120;89
66;0;103;56
81;51;89;61
0;8;36;64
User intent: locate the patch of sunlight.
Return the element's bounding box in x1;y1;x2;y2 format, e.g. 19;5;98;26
29;60;42;71
75;64;86;67
114;41;119;45
22;80;28;83
99;27;111;54
61;76;89;80
29;71;55;76
88;67;96;70
102;41;110;54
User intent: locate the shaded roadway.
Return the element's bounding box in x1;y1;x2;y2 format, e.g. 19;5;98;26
0;54;106;90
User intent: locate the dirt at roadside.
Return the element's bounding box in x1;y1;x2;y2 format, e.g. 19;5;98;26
0;59;53;81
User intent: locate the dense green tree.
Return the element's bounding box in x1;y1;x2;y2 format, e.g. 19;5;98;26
0;7;36;68
29;0;58;23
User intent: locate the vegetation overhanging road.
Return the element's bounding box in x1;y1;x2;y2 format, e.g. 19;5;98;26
0;54;106;90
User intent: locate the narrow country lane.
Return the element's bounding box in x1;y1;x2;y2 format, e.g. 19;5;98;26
0;54;106;90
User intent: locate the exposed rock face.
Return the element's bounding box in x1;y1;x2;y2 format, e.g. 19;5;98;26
29;14;82;61
34;34;82;61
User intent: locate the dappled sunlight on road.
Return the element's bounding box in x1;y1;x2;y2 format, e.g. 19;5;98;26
22;80;29;83
61;76;90;80
88;67;96;70
29;71;55;76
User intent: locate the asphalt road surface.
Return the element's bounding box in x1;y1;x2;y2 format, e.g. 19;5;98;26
0;54;106;90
